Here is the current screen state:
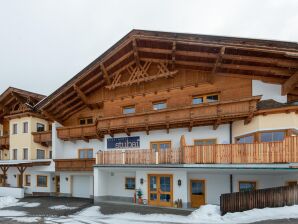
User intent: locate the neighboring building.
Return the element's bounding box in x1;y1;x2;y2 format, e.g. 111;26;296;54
0;87;54;195
1;30;298;208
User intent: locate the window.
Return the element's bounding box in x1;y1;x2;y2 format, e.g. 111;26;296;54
260;131;285;142
153;101;167;110
36;149;45;159
23;148;28;160
239;181;256;192
125;177;136;190
13;149;17;160
150;141;171;152
12;124;17;135
25;175;31;186
23;122;28;133
79;118;93;125
194;139;217;146
78;149;93;159
37;175;47;187
236;135;254;144
49;151;52;159
193;94;219;105
36;123;45;132
123;106;135;115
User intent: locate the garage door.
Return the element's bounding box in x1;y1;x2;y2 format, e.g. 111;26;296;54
72;175;93;198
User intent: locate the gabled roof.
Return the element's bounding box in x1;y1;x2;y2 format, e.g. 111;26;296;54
37;29;298;122
0;87;46;120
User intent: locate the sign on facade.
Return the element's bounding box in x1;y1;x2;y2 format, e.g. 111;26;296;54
107;136;140;149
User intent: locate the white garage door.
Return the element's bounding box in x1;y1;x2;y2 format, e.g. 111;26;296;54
72;175;93;198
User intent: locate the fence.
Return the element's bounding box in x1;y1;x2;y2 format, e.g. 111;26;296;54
220;185;298;215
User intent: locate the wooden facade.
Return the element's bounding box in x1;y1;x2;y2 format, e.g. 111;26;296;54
54;159;95;171
96;136;298;165
57;96;259;140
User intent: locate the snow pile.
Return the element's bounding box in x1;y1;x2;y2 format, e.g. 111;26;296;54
10;217;41;223
49;205;78;210
0;210;26;217
22;202;40;208
0;196;19;208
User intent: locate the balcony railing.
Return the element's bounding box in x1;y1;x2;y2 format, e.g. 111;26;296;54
0;136;9;149
54;158;95;171
57;97;259;141
96;136;298;165
32;131;52;147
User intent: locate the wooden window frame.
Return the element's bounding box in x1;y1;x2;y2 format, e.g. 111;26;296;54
125;177;136;190
25;174;31;186
152;101;167;111
122;105;136;115
78;148;93;159
23;148;28;160
36;175;48;187
192;93;220;105
150;141;171;151
238;181;257;192
79;117;93;126
235;129;290;144
193;138;217;145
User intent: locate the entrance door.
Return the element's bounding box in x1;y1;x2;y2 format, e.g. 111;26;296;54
148;174;173;207
55;176;60;194
17;175;22;188
190;180;205;208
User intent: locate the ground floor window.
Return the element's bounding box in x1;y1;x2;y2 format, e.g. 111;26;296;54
37;175;47;187
194;139;217;145
150;141;171;151
125;177;135;190
25;174;31;186
239;181;256;192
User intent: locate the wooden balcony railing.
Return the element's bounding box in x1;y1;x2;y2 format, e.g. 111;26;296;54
54;158;95;171
57;97;259;141
32;131;52;147
96;136;298;165
0;136;9;149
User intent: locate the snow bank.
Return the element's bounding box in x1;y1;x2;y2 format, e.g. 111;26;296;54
49;205;78;210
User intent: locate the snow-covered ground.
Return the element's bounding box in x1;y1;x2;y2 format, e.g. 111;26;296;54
1;196;298;223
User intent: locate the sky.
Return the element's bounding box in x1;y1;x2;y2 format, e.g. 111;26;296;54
0;0;297;96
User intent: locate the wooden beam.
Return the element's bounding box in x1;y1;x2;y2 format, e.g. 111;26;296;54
73;84;94;110
132;38;140;67
42;110;63;124
100;63;111;85
210;47;225;83
282;72;298;95
172;41;176;70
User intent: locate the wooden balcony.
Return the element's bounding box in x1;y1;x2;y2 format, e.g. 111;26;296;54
57;97;259;141
32;131;52;147
0;136;9;149
54;158;96;171
96;136;298;165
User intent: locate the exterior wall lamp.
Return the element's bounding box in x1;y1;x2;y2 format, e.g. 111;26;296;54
178;179;182;187
65;177;69;182
140;178;144;185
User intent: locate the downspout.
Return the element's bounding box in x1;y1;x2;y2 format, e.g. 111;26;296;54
229;121;233;193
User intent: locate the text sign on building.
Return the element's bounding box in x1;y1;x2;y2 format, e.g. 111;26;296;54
107;136;140;149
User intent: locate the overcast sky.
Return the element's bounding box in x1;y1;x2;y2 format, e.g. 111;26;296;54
0;0;297;96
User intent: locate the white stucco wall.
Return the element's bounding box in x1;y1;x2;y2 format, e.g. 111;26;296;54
252;80;287;103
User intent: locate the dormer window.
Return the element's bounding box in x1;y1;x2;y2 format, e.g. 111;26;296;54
123;106;135;115
193;94;219;105
153;101;167;110
79;117;93;125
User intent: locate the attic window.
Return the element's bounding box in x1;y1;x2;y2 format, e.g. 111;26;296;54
79;117;93;125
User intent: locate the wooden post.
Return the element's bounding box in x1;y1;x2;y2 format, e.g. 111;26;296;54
0;166;9;186
17;166;27;188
